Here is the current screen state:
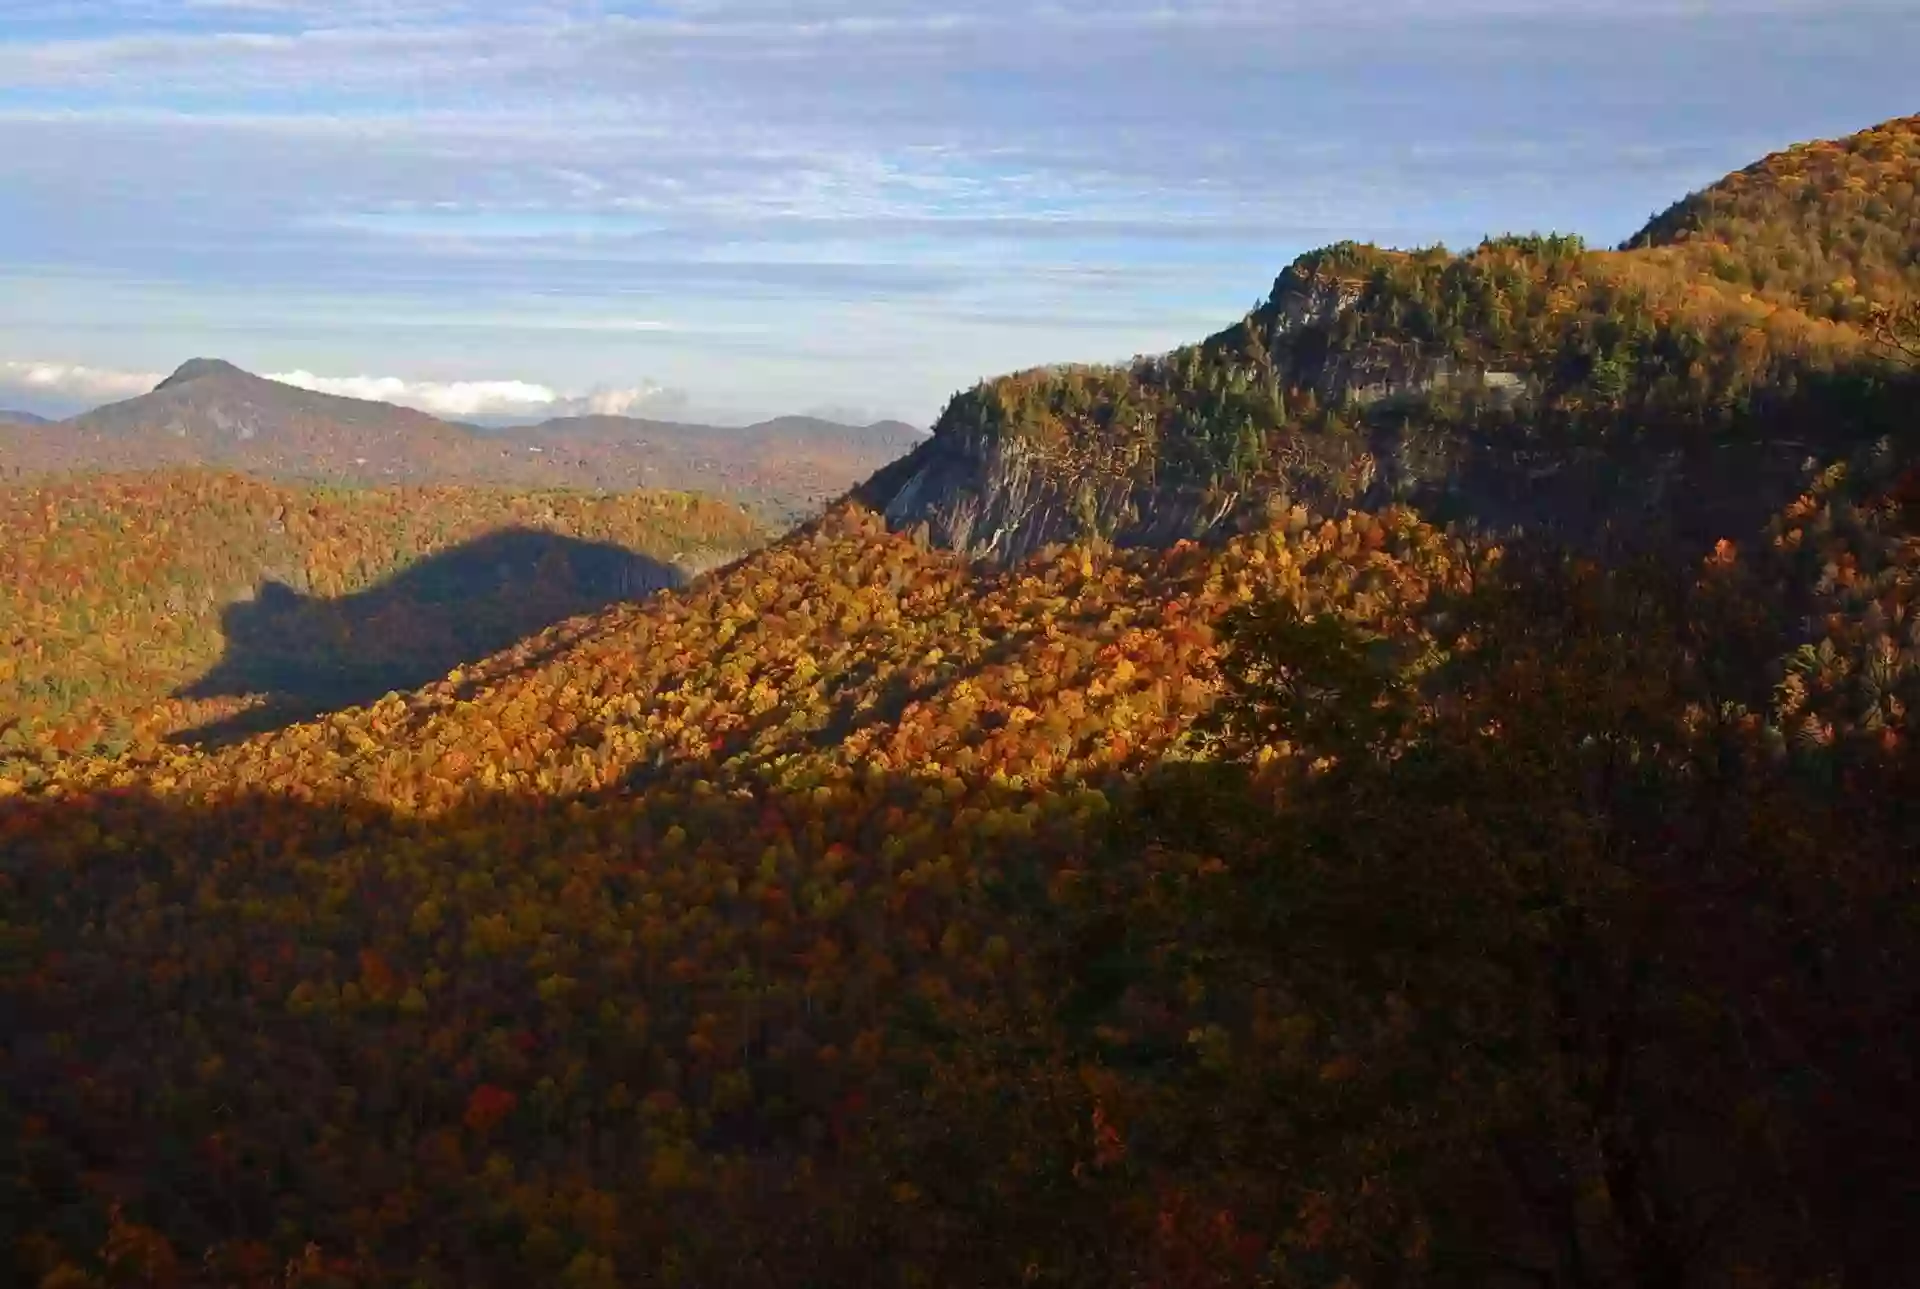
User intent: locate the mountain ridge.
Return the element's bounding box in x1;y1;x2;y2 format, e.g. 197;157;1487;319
862;114;1918;565
151;356;254;391
1626;111;1920;320
0;359;923;518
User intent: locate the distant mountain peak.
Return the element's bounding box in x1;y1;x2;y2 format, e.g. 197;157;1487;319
155;358;253;391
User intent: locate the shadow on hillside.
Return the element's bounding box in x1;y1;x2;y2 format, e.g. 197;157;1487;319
172;527;684;747
0;757;1098;1288
4;713;1920;1287
1366;363;1920;557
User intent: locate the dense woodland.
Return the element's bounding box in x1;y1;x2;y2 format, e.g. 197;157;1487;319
1629;113;1920;321
1;116;1919;1288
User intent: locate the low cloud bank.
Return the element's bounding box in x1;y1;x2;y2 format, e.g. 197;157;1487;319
267;370;681;419
0;360;167;409
0;357;683;421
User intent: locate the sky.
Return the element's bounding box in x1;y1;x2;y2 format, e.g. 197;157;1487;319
0;1;1913;426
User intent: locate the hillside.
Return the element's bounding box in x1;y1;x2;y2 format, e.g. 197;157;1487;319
0;471;768;766
5;493;1919;1286
3;117;1920;1289
1628;112;1920;320
0;362;921;522
868;115;1918;565
0;409;50;425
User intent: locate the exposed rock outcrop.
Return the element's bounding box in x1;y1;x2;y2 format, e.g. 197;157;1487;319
864;243;1881;564
869;426;1214;565
1261;259;1537;412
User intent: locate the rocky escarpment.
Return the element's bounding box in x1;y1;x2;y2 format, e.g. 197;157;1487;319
862;394;1823;564
859;260;1410;563
1258;256;1538;413
856;418;1273;566
858;256;1552;561
863;238;1899;563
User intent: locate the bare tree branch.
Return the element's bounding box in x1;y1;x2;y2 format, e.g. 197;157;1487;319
1866;302;1920;365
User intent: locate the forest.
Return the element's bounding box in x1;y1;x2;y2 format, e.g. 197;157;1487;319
0;116;1918;1288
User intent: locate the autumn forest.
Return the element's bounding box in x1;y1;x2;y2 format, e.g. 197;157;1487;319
3;115;1920;1289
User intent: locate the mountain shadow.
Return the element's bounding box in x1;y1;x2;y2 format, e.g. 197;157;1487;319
173;527;684;745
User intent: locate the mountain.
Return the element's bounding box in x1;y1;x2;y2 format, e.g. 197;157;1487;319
5;116;1920;1289
0;361;921;517
19;356;485;481
499;412;925;520
0;408;49;425
864;115;1918;565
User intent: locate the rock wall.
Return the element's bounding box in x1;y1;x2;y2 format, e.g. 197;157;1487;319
872;426;1253;565
863;260;1849;565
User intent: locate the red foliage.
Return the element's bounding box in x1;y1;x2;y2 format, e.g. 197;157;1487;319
462;1084;518;1134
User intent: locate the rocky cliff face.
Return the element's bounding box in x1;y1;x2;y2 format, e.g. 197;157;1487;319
862;408;1812;565
1262;260;1536;412
864;424;1261;566
861;256;1868;564
861;263;1543;562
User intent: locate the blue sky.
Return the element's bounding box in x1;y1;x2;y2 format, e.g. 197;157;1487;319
0;1;1913;425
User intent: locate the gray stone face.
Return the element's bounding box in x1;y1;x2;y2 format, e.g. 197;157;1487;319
1264;266;1542;413
868;420;1373;565
1270;272;1363;336
865;398;1824;565
863;263;1837;564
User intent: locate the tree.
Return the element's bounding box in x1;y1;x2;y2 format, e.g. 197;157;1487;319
1866;300;1920;366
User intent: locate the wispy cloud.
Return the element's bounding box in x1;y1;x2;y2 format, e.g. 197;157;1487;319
0;0;1909;421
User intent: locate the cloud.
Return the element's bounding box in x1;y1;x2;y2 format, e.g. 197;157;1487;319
0;0;1910;422
0;356;683;421
266;369;683;418
570;385;681;417
0;359;166;405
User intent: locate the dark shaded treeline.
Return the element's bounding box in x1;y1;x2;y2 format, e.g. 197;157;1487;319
5;541;1920;1288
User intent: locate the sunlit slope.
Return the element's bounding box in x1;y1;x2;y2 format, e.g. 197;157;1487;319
1629;112;1920;320
1;502;1487;1284
38;502;1477;805
0;470;768;766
